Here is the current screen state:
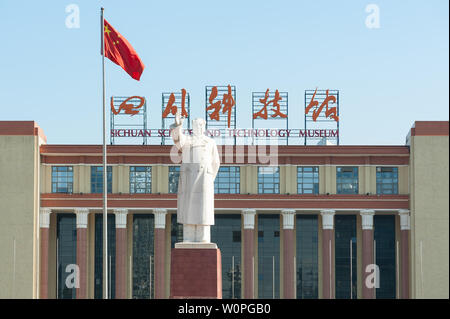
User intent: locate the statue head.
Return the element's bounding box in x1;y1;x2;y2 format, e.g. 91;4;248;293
192;118;206;136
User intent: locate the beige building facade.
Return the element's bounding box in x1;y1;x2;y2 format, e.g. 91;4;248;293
0;121;448;299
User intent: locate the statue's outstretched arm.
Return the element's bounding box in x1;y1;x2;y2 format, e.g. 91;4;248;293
170;109;186;150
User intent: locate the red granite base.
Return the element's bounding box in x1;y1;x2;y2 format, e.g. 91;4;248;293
170;248;222;299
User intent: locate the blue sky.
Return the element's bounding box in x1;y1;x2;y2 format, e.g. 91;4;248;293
0;0;448;145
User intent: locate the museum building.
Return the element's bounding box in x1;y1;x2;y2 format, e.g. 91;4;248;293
0;120;448;299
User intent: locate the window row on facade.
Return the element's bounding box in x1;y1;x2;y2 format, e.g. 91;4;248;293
54;212;397;299
51;166;400;195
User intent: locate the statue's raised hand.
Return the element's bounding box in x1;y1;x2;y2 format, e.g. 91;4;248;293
175;109;185;127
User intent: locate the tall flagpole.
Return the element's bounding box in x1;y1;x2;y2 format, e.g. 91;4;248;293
100;7;109;300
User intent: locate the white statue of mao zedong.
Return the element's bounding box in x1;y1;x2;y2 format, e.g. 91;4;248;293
170;109;220;243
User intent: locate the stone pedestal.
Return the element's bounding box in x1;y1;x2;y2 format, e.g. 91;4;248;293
170;244;222;299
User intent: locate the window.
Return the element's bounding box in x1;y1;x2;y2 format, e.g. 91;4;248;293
374;215;396;299
297;167;319;194
336;167;358;194
232;231;241;242
130;166;152;194
52;166;73;193
335;215;357;299
258;214;280;298
376;167;398;195
132;214;155;299
211;214;242;299
170;214;183;248
94;214;116;299
296;215;319;299
258;166;280;194
91;166;112;194
57;213;76;299
215;166;240;194
168;166;180;194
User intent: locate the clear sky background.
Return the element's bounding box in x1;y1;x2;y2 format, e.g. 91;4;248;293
0;0;448;145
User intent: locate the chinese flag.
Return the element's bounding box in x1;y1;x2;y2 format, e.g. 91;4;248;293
103;19;145;81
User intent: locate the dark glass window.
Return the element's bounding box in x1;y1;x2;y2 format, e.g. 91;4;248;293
376;167;398;195
52;166;73;193
94;214;116;299
335;215;357;299
130;166;152;194
374;215;396;298
297;167;319;194
91;166;112;194
168;166;180;194
258;167;280;194
232;231;241;242
214;166;240;194
211;214;242;299
336;167;358;194
132;214;155;299
170;214;183;248
257;214;280;298
296;215;319;299
57;213;76;299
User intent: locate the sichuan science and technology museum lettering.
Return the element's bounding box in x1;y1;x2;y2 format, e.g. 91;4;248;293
110;86;340;145
110;128;339;138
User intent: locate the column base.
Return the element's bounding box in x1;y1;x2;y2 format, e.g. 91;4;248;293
170;247;222;299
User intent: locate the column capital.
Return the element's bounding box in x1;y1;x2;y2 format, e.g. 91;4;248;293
398;209;411;230
39;208;52;228
154;208;167;229
360;209;375;230
114;208;128;229
242;209;256;229
360;209;376;215
281;209;296;229
75;208;89;228
320;210;335;230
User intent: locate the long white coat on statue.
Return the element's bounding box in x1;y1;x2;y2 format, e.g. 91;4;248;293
170;115;220;226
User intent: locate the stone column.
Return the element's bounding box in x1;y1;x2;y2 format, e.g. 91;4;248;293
154;208;167;299
320;209;335;299
75;208;89;299
114;208;128;299
282;209;295;299
243;209;256;299
360;209;375;299
39;208;51;299
398;209;410;299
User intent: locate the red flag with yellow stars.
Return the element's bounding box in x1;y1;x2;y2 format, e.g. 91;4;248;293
103;19;145;81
